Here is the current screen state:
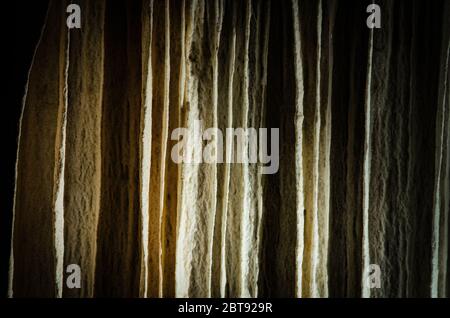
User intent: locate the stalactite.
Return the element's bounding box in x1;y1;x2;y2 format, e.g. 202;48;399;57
175;0;197;296
246;0;270;298
316;0;335;298
10;0;68;297
8;0;450;298
291;0;305;298
210;0;234;298
368;0;394;298
161;0;184;298
62;0;105;298
139;0;153;298
361;11;374;300
226;0;248;297
146;0;169;297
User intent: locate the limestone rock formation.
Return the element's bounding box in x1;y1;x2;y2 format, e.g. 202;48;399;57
7;0;449;298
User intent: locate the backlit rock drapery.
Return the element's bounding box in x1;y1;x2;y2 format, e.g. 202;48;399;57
8;0;449;298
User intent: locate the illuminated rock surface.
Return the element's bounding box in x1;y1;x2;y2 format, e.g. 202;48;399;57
7;0;449;298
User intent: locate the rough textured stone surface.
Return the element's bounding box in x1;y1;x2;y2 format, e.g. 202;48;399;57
10;0;68;297
63;0;104;298
8;0;450;298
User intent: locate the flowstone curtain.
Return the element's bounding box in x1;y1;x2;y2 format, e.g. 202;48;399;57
8;0;450;298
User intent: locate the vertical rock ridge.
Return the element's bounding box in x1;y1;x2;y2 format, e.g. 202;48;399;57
431;0;450;298
297;0;322;297
211;0;234;298
139;0;154;298
54;22;69;299
361;12;373;300
63;0;105;298
146;0;169;297
291;0;305;298
206;0;223;298
254;0;271;298
316;0;335;298
369;0;394;298
157;0;171;297
225;0;250;297
175;0;199;297
8;1;50;297
244;0;270;298
238;0;252;298
11;0;67;297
